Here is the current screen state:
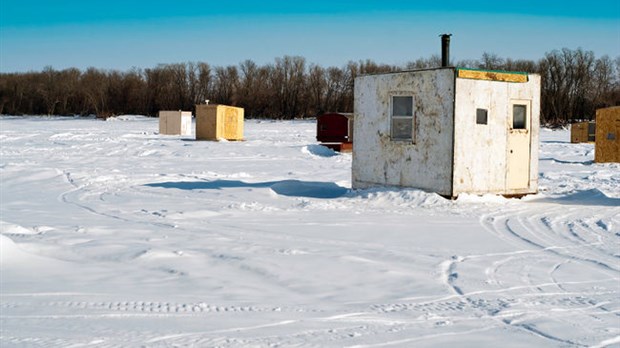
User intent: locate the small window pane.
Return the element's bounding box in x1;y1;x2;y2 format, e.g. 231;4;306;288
587;122;596;142
391;118;412;140
476;108;488;125
393;96;413;116
513;104;527;129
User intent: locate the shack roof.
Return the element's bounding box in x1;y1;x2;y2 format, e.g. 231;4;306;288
357;67;536;83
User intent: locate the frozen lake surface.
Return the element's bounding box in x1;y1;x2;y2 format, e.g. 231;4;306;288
1;115;619;347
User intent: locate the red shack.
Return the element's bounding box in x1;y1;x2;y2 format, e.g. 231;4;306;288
316;112;354;152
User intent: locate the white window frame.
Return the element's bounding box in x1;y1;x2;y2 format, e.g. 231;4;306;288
390;95;415;142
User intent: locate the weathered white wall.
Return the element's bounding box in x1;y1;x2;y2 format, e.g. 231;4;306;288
159;111;192;136
452;74;540;196
352;69;455;196
518;75;541;195
180;112;192;136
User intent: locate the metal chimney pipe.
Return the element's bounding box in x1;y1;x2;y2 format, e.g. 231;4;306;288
440;34;452;67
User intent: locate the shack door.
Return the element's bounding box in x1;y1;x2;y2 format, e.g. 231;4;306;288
506;100;532;190
181;115;192;136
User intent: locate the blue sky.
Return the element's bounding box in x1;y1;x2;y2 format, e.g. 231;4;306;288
1;1;619;72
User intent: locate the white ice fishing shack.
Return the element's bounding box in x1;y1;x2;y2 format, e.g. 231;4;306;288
352;36;540;198
158;110;192;136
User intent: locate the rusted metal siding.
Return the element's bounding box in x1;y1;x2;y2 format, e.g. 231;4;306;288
452;74;540;196
352;68;455;195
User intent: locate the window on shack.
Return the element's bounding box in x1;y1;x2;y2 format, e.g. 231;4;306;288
513;104;527;129
476;108;488;125
391;96;414;141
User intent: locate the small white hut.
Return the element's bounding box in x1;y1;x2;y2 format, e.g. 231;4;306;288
158;110;192;136
352;67;541;198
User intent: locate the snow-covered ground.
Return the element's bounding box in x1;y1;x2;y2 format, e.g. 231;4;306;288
1;115;619;347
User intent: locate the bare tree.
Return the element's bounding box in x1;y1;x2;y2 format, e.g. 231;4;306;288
192;62;212;108
39;66;62;115
81;67;109;117
1;50;618;121
56;68;81;115
479;52;505;70
270;56;307;118
306;64;326;115
212;65;239;106
405;55;443;69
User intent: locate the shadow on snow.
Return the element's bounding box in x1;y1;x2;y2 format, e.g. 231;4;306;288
532;189;620;207
144;179;349;199
303;144;339;157
539;157;593;165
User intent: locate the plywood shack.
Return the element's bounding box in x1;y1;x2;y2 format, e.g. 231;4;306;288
195;104;244;141
594;106;620;163
316;112;354;152
353;67;540;198
158;110;192;136
570;121;595;143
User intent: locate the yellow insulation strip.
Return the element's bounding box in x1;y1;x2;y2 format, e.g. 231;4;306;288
457;69;528;83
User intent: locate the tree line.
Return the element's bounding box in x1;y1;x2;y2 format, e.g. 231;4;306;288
1;48;618;124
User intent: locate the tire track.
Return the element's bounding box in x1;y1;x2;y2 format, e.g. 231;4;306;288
446;201;620;346
60;170;177;229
